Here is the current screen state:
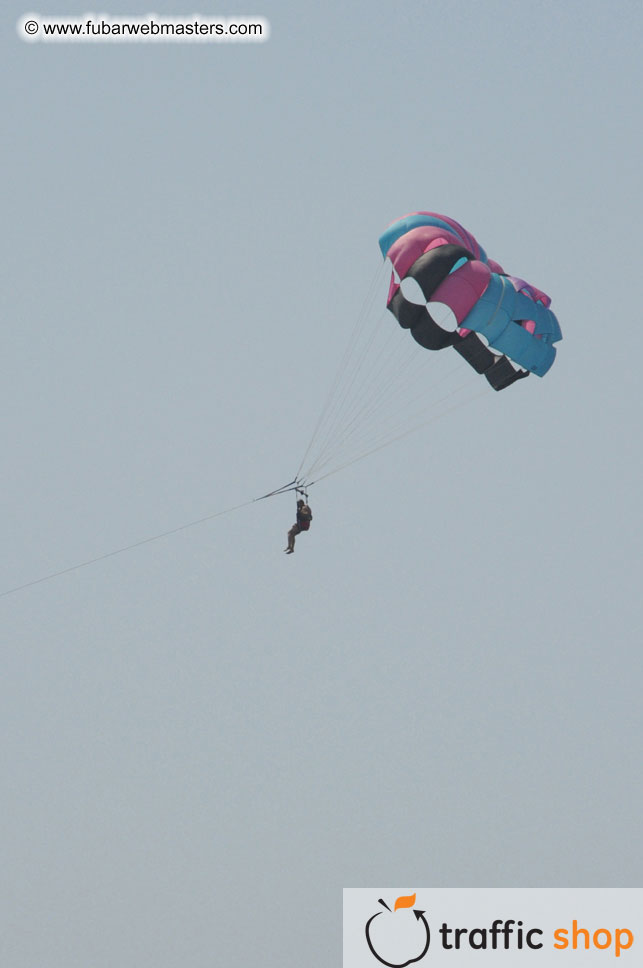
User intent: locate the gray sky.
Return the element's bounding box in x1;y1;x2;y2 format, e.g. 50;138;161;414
3;0;642;965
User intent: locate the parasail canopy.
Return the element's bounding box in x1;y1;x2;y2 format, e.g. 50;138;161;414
379;212;562;390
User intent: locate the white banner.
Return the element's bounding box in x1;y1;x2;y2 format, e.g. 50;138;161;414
344;889;642;966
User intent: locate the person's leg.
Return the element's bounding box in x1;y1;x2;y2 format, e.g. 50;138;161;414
285;524;299;552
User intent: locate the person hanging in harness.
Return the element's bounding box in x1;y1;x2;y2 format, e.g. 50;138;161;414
284;498;312;554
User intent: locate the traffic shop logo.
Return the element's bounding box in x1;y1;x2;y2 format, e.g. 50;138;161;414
365;894;430;967
360;893;636;963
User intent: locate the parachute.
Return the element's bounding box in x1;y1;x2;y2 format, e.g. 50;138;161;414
294;212;562;486
379;212;562;390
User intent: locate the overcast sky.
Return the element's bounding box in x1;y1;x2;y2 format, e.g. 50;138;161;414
3;0;642;965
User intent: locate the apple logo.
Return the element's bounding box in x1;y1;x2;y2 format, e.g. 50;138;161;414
365;894;430;967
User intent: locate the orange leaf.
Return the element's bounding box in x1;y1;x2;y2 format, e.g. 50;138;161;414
394;893;416;911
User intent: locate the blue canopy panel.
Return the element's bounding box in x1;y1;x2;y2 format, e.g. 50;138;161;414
461;274;561;376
